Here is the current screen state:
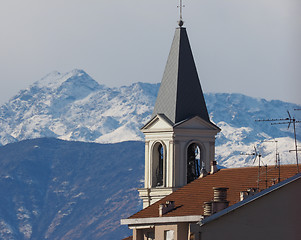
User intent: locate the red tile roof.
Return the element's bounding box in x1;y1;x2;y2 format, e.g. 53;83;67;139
129;164;298;219
122;237;133;240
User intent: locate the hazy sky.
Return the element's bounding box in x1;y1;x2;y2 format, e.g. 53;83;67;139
0;0;300;105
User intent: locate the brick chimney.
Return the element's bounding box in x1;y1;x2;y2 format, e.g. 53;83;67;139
159;201;175;217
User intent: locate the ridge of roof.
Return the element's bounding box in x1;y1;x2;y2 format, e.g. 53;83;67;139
127;165;298;220
151;27;210;125
218;164;297;171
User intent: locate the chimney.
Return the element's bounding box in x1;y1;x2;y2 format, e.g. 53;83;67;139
203;187;229;217
240;188;259;201
159;201;175;217
213;187;228;202
199;166;208;178
203;202;213;217
210;160;218;174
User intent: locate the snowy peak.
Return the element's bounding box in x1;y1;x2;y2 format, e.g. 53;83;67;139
9;69;103;115
33;69;101;95
0;70;300;168
0;70;157;146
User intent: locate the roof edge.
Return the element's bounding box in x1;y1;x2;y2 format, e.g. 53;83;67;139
173;115;221;131
121;215;203;226
141;113;174;131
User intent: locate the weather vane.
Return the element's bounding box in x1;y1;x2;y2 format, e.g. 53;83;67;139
177;0;185;27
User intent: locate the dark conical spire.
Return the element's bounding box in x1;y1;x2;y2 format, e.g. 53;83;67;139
152;27;210;124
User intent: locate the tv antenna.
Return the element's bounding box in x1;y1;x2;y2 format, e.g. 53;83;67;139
262;139;281;183
262;139;279;167
289;109;301;159
241;146;264;189
256;110;300;173
289;148;301;155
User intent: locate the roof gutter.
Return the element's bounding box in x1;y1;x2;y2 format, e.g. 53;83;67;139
121;215;203;226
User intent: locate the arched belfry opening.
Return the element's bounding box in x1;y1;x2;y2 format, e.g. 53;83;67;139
152;142;165;187
187;143;203;184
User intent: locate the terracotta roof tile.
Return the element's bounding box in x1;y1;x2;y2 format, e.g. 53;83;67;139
129;165;298;219
122;236;133;240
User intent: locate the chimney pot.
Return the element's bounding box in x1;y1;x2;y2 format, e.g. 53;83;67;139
159;204;164;217
213;187;228;202
203;187;229;217
203;202;213;217
210;161;218;174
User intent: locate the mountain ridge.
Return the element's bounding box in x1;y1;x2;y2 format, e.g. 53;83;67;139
0;69;300;168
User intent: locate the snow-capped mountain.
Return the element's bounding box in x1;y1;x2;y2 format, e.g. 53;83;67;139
0;69;156;145
0;69;300;167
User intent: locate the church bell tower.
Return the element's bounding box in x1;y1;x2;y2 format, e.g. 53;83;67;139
138;20;220;208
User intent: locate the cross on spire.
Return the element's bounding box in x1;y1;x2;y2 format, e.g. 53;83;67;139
177;0;185;27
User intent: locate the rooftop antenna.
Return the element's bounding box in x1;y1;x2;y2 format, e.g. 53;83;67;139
289;109;301;157
289;148;301;156
241;146;263;189
262;139;281;183
177;0;185;27
277;154;281;183
261;140;279;166
256;110;300;173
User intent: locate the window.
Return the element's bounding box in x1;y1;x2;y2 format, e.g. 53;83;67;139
156;144;164;186
187;143;202;184
164;230;174;240
152;142;165;187
146;231;154;240
190;233;195;240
